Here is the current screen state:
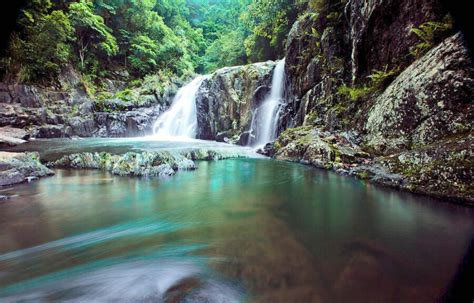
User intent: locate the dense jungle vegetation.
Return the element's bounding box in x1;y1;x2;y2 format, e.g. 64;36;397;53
0;0;323;84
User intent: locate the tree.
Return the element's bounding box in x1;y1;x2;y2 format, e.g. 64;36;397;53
128;35;159;74
242;0;304;62
4;3;74;82
69;0;118;70
204;29;248;72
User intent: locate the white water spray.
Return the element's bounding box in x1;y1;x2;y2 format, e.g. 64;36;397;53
153;75;208;138
249;59;286;147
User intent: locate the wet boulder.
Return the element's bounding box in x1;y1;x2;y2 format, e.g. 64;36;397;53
195;61;276;142
0;152;54;186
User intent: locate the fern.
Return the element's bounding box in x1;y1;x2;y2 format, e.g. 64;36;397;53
410;18;453;58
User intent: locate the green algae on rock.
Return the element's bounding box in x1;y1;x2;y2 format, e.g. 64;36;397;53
0;152;54;186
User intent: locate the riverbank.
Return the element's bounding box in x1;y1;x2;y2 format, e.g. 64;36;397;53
268;127;473;206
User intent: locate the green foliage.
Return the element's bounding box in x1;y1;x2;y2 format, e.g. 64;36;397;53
3;6;73;82
410;17;453;58
338;66;401;101
128;35;160;74
115;88;136;102
69;0;118;70
1;0;335;83
242;0;305;62
337;85;373;102
307;0;327;11
204;30;248;72
367;65;401;88
80;73;99;96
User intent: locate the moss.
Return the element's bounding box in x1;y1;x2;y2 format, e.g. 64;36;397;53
337;66;401;101
80;74;99;97
367;65;401;88
304;112;318;125
96;91;113;102
69;104;79;117
357;171;372;180
115;89;131;100
337;85;372;102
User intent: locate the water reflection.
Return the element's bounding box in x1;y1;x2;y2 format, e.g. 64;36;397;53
0;159;473;302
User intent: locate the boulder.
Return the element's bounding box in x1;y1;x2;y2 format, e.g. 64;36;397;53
365;33;474;154
36;125;66;138
49;151;197;177
69;117;97;137
274;127;370;170
0;92;12;103
0;152;54;186
9;84;43;108
195;61;276;141
0;127;29;147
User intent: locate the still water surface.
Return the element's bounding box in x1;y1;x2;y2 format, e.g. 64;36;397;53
0;159;473;302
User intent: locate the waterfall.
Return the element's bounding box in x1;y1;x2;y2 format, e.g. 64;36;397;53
249;58;286;147
153;75;208;138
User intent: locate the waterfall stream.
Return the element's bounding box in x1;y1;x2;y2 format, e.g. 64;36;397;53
249;59;286;147
153;75;208;138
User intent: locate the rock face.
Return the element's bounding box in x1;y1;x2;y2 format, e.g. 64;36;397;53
365;33;473;154
94;106;163;137
348;0;443;80
195;61;276;143
0;152;53;186
272;0;473;203
0;79;167;139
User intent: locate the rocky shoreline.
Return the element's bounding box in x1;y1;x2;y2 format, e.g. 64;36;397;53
264;126;473;205
0;151;54;199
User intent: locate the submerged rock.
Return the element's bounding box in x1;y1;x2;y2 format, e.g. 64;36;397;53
273;124;473;204
0;152;54;186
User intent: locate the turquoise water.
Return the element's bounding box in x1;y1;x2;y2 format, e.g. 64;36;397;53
0;158;473;302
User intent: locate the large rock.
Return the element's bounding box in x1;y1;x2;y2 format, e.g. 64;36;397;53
94;105;163;137
50;151;197;177
365;33;473;154
35;125;67;138
274;126;372;170
378;134;473;203
0;127;29;147
195;61;276;142
0;152;54;186
348;0;443;81
69;117;97;137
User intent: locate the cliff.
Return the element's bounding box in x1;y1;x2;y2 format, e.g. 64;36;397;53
271;0;473;203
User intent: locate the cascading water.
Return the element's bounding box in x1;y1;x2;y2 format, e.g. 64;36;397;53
249;58;286;147
153;75;208;138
